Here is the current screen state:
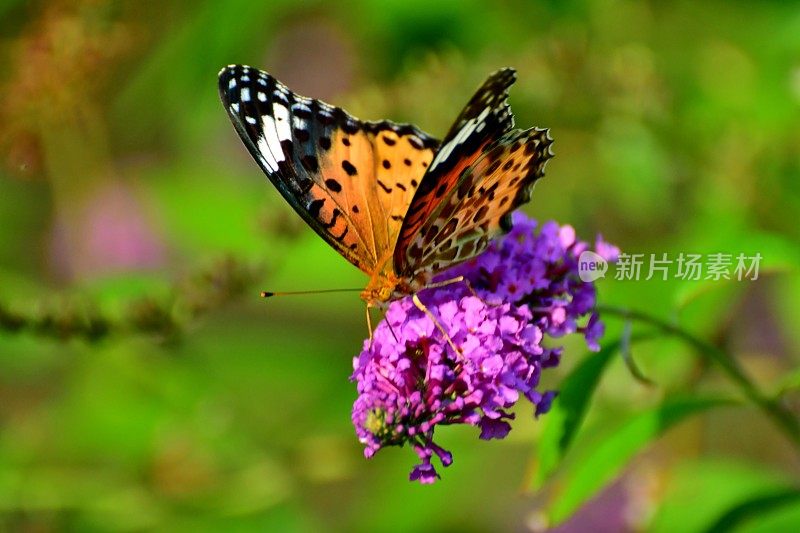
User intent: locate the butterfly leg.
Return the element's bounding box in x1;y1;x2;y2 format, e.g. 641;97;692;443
366;304;374;347
459;277;500;307
421;276;498;307
411;293;462;356
421;275;466;291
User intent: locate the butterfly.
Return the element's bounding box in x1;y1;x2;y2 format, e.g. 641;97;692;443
218;65;553;309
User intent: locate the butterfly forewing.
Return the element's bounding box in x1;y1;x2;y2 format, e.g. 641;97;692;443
394;68;547;276
437;68;516;148
218;65;439;274
405;127;554;274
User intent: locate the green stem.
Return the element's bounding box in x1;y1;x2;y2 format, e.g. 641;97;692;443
597;305;800;449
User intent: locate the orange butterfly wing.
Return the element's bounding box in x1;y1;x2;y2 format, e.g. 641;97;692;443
393;68;553;276
218;66;438;275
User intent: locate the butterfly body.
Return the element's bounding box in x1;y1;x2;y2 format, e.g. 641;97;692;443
218;65;553;307
362;263;429;306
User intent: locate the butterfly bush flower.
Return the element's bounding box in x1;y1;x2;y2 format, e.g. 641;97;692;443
351;212;619;483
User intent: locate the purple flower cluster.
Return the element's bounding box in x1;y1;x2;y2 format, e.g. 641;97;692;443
351;213;619;483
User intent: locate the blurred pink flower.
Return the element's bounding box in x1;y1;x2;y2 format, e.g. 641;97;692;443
50;182;164;278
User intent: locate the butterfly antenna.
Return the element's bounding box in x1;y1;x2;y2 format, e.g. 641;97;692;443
261;288;362;298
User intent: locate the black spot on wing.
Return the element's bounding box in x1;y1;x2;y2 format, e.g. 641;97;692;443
301;154;319;172
407;136;424;149
343;119;359;134
308;198;325;218
293;106;312;120
280;139;293;156
295;128;310;142
342;160;357;176
325;178;342;192
472;204;489;223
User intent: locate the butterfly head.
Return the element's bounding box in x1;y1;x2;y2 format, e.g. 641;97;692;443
361;268;422;306
361;272;401;306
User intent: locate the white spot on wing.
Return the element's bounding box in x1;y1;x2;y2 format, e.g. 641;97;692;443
258;92;266;102
228;78;237;89
272;103;291;141
241;87;250;102
259;114;285;172
257;138;278;172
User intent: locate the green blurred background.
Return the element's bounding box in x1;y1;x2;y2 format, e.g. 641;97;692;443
1;0;800;531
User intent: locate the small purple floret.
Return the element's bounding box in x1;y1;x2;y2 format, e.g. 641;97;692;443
351;213;617;482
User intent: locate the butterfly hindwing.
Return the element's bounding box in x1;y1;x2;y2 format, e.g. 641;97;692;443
218;65;439;274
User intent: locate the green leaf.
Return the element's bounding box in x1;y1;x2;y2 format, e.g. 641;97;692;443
705;489;800;533
776;365;800;396
649;459;793;533
546;396;735;526
730;501;800;533
530;341;620;490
